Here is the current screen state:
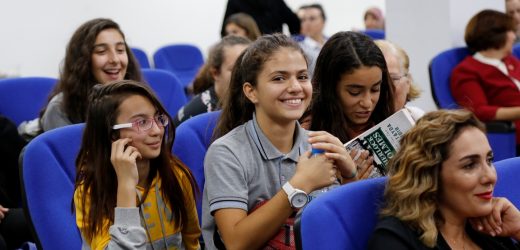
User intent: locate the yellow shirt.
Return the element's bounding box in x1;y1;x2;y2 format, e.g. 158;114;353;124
75;167;201;250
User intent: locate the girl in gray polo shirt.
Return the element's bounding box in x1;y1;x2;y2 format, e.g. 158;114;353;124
201;33;358;249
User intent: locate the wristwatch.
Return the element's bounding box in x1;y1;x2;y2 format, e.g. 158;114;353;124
282;182;309;209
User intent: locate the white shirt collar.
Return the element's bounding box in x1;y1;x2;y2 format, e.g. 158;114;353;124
302;36;324;49
473;52;502;67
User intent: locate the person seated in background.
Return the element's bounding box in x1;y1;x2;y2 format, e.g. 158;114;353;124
201;34;357;250
375;40;424;120
39;18;142;132
74;80;200;249
369;109;520;249
304;31;396;178
222;13;261;41
295;4;328;78
451;10;520;155
0;116;33;249
174;35;250;126
506;0;520;43
364;7;385;30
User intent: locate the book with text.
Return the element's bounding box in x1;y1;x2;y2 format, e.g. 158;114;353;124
344;108;416;176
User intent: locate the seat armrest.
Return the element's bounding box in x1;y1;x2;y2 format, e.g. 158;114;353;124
485;121;515;133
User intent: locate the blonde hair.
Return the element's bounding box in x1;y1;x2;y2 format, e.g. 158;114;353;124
374;40;420;101
381;109;485;247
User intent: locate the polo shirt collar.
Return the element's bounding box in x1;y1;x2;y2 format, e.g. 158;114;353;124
247;113;307;161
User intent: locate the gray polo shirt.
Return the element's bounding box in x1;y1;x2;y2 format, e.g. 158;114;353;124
201;114;310;249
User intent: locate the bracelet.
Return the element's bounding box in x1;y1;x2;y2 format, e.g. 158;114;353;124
342;168;357;180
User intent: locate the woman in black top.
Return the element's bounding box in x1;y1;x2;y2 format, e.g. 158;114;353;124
369;110;520;249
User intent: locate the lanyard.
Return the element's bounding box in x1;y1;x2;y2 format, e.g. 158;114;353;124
136;183;169;250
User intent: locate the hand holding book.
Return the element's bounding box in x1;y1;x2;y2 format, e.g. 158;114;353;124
307;131;357;183
344;109;416;177
349;149;374;179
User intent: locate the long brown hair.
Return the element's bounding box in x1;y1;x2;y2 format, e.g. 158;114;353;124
192;35;251;94
222;12;262;41
309;31;395;143
214;33;307;139
74;80;197;242
42;18;142;124
381;109;485;247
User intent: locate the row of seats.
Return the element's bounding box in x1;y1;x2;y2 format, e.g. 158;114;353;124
0;69;187;127
137;33;386;88
4;43;520;249
18;119;520;249
132;44;204;87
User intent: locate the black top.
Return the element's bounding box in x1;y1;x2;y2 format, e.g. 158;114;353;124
368;216;519;250
221;0;300;36
173;86;219;127
0;116;27;207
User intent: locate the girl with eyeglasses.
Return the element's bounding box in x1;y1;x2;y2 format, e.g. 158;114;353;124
73;80;200;249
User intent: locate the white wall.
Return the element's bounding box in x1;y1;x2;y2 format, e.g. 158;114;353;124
4;0;505;112
0;0;384;78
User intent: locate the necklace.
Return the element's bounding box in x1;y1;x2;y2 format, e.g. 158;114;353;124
444;231;466;250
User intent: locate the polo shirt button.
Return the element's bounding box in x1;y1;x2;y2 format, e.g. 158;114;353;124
508;64;514;70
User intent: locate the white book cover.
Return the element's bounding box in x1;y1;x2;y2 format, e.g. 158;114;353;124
343;108;416;175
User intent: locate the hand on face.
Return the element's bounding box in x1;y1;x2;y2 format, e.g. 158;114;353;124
291;151;336;194
110;138;142;187
307;131;357;181
470;197;520;239
349;148;374;179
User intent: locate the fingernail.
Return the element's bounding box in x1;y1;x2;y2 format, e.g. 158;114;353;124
478;225;483;231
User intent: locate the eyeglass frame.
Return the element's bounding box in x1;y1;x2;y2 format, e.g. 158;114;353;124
390;72;408;83
112;114;169;133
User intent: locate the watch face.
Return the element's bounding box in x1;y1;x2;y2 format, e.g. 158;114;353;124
291;192;308;208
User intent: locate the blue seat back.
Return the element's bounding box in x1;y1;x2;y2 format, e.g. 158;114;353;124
21;123;84;249
142;69;187;117
513;44;520;59
0;77;57;125
153;44;204;87
429;47;470;109
296;178;387;250
494;157;520;207
488;131;516;163
131;47;151;69
173;111;221;221
362;29;385;40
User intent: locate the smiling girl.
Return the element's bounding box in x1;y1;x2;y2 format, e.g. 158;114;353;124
40;18;142;132
201;34;357;249
369;109;520;249
74;80;200;249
